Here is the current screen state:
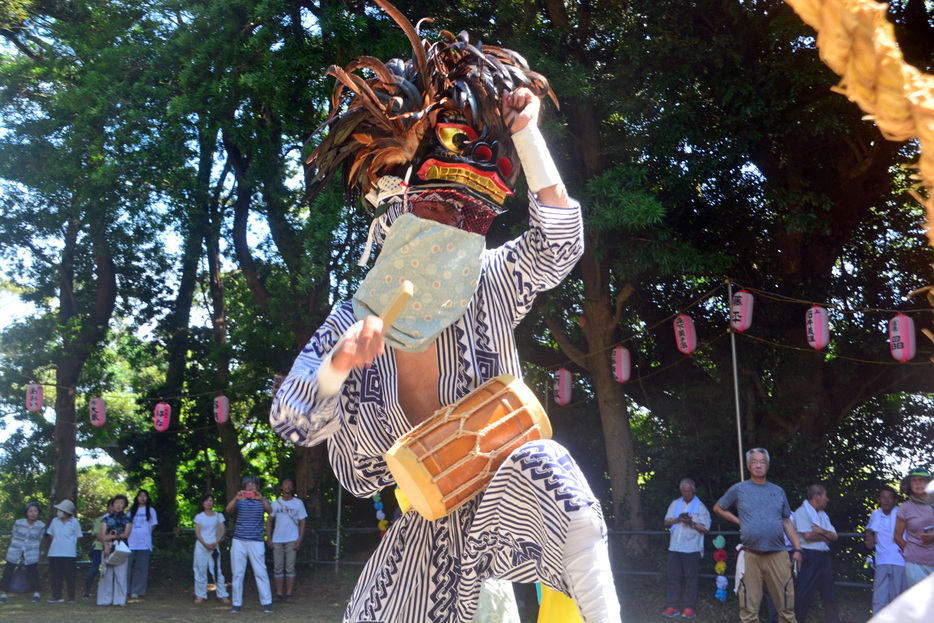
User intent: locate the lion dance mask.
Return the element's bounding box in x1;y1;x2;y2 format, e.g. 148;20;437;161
305;0;556;236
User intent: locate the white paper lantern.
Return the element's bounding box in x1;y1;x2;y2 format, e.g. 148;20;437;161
674;314;697;355
613;346;631;383
214;395;230;424
154;402;172;432
889;314;916;362
806;306;830;350
554;368;572;406
731;290;754;332
89;397;106;428
26;382;43;413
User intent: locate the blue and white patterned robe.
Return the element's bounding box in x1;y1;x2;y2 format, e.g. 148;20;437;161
270;193;603;623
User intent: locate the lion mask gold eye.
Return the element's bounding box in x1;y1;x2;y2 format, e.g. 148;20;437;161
435;123;478;153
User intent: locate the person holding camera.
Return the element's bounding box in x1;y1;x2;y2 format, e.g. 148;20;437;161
894;468;934;588
225;476;273;614
662;478;710;619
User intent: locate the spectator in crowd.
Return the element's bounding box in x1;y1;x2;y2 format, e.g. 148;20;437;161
225;475;274;614
193;493;230;604
894;468;934;587
662;478;709;619
713;448;803;623
46;499;82;604
267;477;307;604
83;499;113;600
0;501;45;604
98;494;132;607
865;486;906;613
868;478;934;623
793;484;839;623
127;489;158;599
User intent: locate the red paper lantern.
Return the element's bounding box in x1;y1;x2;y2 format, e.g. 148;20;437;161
214;395;230;424
713;549;728;563
154;402;171;432
26;382;43;413
889;314;916;362
731;290;754;332
612;346;631;384
674;314;696;355
89;397;106;428
806;306;830;350
554;368;572;406
272;373;286;397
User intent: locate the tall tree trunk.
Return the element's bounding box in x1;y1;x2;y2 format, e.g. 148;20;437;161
200;123;243;506
578;240;643;533
157;208;201;529
539;0;646;535
206;191;242;503
51;216;116;516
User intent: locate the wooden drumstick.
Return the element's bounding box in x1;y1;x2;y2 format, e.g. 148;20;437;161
380;279;414;329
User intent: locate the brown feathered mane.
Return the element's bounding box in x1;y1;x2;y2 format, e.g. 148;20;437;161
304;0;556;213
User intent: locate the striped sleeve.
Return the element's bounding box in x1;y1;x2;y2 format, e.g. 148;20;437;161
269;301;357;447
484;191;584;327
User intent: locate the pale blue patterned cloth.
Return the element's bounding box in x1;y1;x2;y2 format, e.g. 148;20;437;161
353;213;484;353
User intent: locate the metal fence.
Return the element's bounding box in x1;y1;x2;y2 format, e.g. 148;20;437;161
0;527;876;591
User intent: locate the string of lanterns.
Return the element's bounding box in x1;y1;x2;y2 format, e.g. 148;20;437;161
19;375;277;433
14;283;931;423
553;287;928;406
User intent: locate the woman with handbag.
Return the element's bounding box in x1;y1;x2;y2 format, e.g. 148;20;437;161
98;494;132;607
46;499;83;603
0;501;44;604
193;494;230;604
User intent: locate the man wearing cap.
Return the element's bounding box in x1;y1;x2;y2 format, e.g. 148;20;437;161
225;476;274;614
662;478;710;619
894;468;934;588
793;484;839;623
713;448;803;623
46;500;82;604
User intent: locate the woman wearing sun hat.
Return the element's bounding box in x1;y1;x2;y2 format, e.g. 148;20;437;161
894;468;934;587
46;500;83;603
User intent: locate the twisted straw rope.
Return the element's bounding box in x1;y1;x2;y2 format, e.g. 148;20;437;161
784;0;934;243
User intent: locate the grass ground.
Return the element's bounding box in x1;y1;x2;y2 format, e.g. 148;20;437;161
0;566;874;622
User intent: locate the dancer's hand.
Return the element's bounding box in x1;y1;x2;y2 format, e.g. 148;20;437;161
502;87;540;134
331;317;386;372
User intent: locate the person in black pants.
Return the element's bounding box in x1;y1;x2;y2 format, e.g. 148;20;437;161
46;500;82;603
0;502;45;604
792;484;840;623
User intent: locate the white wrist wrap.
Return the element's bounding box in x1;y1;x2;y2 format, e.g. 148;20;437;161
316;351;349;398
511;123;562;193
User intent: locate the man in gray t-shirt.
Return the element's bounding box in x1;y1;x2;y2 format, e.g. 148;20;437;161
714;448;803;623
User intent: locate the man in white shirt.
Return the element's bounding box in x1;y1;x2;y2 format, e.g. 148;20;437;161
662;478;710;619
266;477;307;603
793;484;839;623
865;487;906;613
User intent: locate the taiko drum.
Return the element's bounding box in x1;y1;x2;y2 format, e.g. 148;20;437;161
384;374;552;521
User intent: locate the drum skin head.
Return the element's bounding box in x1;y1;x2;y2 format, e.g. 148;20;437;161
384;373;551;521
